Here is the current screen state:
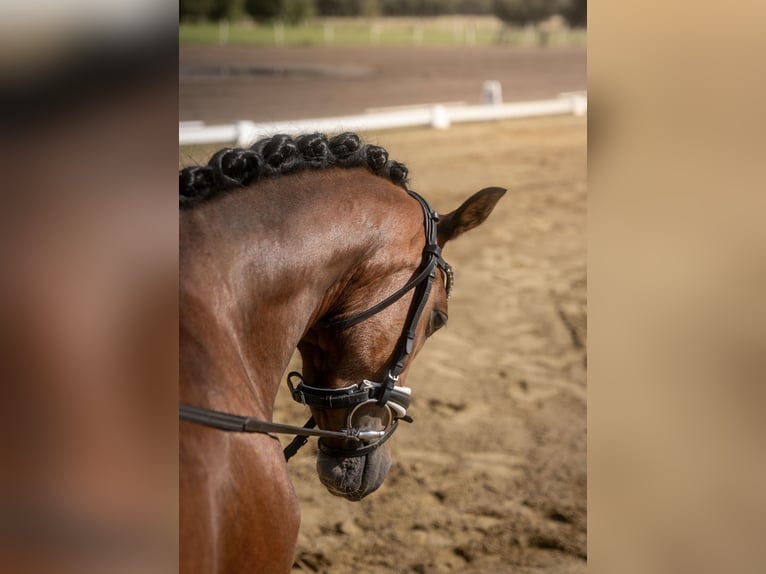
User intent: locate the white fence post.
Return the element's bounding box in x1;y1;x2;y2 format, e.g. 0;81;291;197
480;81;503;105
413;25;423;46
571;95;587;116
218;19;229;45
324;23;334;44
557;92;588;116
274;21;285;45
430;105;450;130
466;26;476;46
371;23;381;44
236;121;257;146
453;22;462;45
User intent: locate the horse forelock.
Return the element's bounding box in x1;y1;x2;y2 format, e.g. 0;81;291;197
179;132;410;209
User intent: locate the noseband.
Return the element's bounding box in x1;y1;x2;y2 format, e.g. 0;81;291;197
179;188;452;461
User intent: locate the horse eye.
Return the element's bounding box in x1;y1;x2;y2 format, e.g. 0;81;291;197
427;310;448;336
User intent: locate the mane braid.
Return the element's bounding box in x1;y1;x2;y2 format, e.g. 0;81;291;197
179;132;409;209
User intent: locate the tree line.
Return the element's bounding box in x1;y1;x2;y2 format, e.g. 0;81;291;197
180;0;586;27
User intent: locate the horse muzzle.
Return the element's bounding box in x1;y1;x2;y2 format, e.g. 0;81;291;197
316;441;393;500
314;398;401;500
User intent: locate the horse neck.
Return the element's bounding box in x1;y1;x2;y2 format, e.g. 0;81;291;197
179;168;417;418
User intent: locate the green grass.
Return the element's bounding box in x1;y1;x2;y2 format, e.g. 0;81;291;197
179;21;586;48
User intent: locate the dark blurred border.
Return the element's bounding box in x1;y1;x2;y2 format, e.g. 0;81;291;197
0;7;178;574
590;1;766;573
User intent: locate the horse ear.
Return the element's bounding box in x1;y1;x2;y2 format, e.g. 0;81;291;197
437;187;506;245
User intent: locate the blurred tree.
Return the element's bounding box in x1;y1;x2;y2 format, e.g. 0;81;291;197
184;0;497;19
381;0;457;15
210;0;246;20
180;0;217;20
280;0;317;23
361;0;382;17
378;0;495;15
492;0;570;26
561;0;586;26
454;0;493;14
422;0;453;14
492;0;581;44
379;0;402;14
245;0;282;20
316;0;361;15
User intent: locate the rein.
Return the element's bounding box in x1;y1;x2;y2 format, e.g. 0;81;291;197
179;188;451;461
179;403;387;442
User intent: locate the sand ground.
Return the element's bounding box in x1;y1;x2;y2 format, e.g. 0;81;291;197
274;117;587;574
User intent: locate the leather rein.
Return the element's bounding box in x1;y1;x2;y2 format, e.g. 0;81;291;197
179;188;452;461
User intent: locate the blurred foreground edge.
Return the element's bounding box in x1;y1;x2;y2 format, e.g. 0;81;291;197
0;11;179;574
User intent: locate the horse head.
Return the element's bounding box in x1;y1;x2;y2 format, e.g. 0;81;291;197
296;186;505;500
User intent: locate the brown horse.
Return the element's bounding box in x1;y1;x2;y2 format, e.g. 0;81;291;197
179;133;504;573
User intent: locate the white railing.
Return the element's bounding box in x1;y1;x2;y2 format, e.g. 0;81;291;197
179;92;586;146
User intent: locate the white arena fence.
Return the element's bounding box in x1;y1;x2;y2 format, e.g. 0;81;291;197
179;92;586;147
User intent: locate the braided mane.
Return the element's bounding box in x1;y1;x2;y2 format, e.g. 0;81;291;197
179;132;409;209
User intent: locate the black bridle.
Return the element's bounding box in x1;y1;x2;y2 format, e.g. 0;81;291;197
179;188;452;461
